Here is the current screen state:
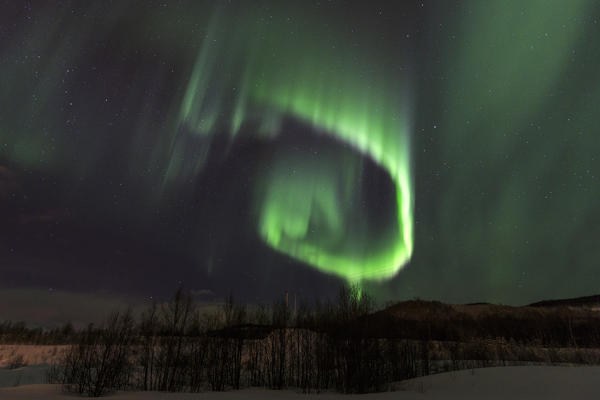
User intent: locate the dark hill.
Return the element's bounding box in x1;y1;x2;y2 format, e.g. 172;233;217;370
363;297;600;347
528;294;600;308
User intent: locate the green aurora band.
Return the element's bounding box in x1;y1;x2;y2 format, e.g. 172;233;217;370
2;0;600;303
177;6;413;283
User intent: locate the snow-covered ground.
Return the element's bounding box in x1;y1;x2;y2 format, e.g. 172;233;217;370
0;365;599;399
0;364;50;388
0;345;67;368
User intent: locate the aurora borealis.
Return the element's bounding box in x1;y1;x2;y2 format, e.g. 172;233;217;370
176;4;413;282
1;0;600;314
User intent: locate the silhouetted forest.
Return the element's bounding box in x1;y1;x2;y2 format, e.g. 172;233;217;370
3;287;600;396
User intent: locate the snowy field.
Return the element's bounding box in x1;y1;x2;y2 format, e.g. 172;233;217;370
0;345;67;368
1;365;599;399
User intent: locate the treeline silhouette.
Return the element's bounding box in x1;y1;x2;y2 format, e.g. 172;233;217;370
48;286;428;396
0;320;77;345
4;288;600;396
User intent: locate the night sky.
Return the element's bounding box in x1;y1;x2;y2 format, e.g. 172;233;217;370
1;0;600;323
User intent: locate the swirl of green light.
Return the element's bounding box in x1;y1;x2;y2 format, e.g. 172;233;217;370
177;5;413;283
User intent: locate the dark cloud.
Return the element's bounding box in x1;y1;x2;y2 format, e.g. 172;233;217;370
0;166;16;201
